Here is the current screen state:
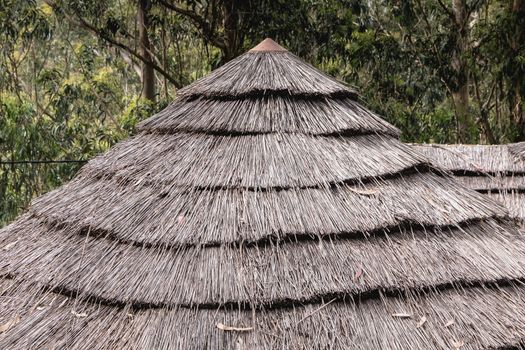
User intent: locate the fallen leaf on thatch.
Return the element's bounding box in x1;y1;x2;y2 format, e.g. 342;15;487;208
0;323;9;333
472;164;485;173
354;267;364;280
0;316;20;333
444;319;455;328
2;242;16;251
452;339;465;349
216;323;253;332
47;296;58;307
416;316;427;328
349;188;378;196
391;313;412;318
57;298;69;308
71;310;88;318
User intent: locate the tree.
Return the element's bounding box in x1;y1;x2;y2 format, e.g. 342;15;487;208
510;0;525;139
449;0;472;141
158;0;245;64
138;0;156;101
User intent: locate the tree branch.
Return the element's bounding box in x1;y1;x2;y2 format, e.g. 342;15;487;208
414;0;446;69
43;0;183;88
157;0;226;50
436;0;455;21
473;73;496;143
467;0;484;18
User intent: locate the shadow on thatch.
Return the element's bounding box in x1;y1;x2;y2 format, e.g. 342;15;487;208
1;39;525;349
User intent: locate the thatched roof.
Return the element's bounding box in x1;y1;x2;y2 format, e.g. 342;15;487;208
412;143;525;220
2;39;525;349
410;143;525;175
510;141;525;162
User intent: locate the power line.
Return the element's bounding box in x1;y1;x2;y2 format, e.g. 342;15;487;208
0;159;87;165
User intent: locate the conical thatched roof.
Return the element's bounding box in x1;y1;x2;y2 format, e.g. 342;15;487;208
413;142;525;220
2;39;525;349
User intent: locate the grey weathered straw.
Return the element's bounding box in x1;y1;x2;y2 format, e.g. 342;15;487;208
413;143;525;220
510;141;525;161
2;39;525;349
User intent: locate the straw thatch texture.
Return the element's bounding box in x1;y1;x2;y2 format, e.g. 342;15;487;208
510;141;525;161
138;97;400;136
77;133;426;189
411;143;525;174
2;39;525;349
2;279;525;349
175;50;356;99
487;191;525;219
27;171;504;246
412;143;525;220
2;217;523;308
453;174;525;191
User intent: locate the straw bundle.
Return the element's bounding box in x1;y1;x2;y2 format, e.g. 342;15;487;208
1;38;525;349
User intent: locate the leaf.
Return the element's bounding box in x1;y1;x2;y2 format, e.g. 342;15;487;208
0;316;20;333
451;340;464;349
472;164;485;173
349;188;378;196
391;313;412;318
416;316;427;328
444;319;455;327
2;242;16;251
354;266;364;280
71;310;88;318
216;323;253;332
57;298;69;308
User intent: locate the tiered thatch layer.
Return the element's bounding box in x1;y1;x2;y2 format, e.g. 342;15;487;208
1;39;525;349
413;143;525;220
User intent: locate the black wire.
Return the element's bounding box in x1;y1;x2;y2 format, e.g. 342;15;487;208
0;160;87;165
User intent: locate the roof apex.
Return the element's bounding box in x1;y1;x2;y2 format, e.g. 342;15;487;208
249;38;287;52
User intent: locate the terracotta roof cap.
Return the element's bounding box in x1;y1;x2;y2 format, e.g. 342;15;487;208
249;38;287;52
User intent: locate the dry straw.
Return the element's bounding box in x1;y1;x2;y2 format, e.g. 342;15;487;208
510;141;525;161
2;38;525;349
413;143;525;220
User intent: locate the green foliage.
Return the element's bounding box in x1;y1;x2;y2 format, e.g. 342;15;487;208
0;93;73;224
243;0;356;61
0;0;162;225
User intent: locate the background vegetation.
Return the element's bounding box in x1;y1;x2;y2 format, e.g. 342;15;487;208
0;0;524;225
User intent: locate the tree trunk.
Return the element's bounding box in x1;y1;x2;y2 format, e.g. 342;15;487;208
511;0;525;140
451;0;472;142
514;82;525;141
221;0;243;63
452;86;470;142
138;0;156;102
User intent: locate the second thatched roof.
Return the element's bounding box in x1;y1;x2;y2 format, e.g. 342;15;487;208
2;39;525;349
412;142;525;220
